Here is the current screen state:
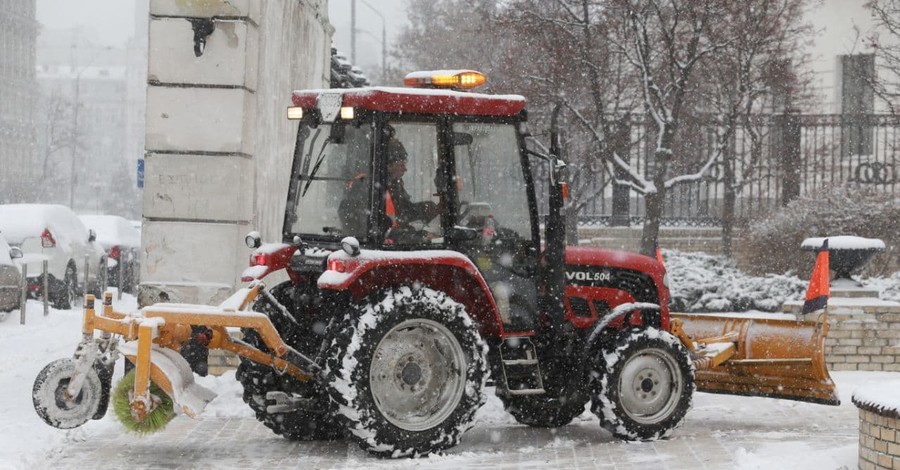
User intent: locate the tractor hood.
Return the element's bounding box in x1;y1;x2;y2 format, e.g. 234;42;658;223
565;246;666;279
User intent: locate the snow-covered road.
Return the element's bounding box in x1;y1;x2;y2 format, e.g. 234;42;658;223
0;298;890;469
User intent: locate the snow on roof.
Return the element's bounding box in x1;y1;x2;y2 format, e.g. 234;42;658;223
78;214;141;249
0;204;89;249
801;235;886;251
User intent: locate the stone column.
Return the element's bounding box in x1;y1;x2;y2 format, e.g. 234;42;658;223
140;0;332;306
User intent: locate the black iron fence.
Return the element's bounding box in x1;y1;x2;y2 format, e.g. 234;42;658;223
551;112;900;226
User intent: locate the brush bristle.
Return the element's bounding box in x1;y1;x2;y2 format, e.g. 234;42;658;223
112;370;175;434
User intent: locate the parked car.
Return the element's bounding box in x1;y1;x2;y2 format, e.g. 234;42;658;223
79;214;141;293
0;232;23;314
0;204;106;309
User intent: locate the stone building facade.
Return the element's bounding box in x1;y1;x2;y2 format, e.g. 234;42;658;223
139;0;332;306
0;1;39;203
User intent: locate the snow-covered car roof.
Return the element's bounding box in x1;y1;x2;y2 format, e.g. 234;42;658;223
0;204;90;249
79;215;141;249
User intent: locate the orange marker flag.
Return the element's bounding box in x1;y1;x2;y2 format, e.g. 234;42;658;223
802;239;830;314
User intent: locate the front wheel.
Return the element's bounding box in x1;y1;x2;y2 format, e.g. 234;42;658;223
590;328;694;441
33;358;104;429
326;287;488;457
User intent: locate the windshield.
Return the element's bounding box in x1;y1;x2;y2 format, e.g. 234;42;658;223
453;122;532;240
287;122;373;239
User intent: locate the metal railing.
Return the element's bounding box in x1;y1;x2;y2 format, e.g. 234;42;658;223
538;112;900;226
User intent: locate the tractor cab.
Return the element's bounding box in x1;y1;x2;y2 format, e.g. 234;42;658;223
283;70;543;331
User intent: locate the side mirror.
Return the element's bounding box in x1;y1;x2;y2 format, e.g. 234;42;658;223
88;229;97;242
9;247;23;260
245;230;261;249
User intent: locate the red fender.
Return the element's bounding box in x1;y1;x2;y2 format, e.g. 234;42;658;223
240;243;300;283
319;249;506;339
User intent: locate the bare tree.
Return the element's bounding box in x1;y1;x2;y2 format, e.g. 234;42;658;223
699;0;813;256
393;0;814;257
865;0;900;113
39;88;76;182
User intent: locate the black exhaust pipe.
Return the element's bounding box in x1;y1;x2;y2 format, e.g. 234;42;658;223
543;104;567;333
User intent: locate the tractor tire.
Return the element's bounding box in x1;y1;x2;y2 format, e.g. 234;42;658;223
235;282;341;441
32;358;103;429
590;328;694;441
326;286;488;458
501;390;589;428
49;265;77;310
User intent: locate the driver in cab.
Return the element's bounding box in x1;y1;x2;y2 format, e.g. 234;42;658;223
384;138;439;232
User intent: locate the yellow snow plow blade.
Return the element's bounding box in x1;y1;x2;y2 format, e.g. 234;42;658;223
671;312;839;405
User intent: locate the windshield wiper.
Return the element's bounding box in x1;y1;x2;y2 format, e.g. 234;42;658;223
300;138;332;197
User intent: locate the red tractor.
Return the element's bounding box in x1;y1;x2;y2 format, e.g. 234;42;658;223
33;70;837;458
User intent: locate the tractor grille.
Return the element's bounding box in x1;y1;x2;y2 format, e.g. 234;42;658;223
593;300;611;317
568;297;591;318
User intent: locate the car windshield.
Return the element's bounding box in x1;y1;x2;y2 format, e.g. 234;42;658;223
286;122;373;240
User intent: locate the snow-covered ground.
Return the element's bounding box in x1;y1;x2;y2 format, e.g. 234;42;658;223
1;296;897;469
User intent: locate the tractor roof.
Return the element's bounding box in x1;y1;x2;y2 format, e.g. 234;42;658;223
291;86;527;117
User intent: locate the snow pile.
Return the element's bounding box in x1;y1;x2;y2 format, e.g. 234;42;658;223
664;249;900;312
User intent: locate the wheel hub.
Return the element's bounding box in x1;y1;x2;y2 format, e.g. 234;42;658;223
370;319;467;432
54;378;83;409
399;360;423;386
618;349;682;424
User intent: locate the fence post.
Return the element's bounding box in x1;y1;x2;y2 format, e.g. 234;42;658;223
99;255;107;295
19;264;27;325
609;117;633;226
117;256;124;301
43;260;49;316
778;108;802;205
83;255;90;301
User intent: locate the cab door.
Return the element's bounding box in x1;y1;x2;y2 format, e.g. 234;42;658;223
447;121;540;332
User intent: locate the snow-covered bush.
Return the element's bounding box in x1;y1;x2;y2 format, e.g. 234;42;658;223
664;249;807;312
743;185;900;277
664;248;900;312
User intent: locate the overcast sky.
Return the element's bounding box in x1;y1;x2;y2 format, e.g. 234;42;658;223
34;0;874;105
36;0;137;47
34;0;408;69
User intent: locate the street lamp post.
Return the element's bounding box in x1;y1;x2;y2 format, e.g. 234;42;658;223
359;0;386;76
68;66;82;209
67;46;107;209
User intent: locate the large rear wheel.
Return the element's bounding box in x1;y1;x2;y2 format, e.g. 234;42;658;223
326;287;487;457
590;328;694;441
235;282;341;441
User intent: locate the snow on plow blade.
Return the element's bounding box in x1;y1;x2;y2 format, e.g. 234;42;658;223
671;312;840;405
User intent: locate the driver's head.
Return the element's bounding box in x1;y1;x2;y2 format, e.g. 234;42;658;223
387;138;408;179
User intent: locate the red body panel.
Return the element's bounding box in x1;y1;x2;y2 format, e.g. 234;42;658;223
292;87;526;117
318;250;506;338
563;246;670;331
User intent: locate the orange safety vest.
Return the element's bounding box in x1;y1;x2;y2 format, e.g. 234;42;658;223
385;190;398;228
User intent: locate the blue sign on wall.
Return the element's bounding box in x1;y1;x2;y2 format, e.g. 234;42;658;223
137;158;144;189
